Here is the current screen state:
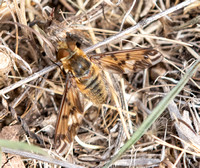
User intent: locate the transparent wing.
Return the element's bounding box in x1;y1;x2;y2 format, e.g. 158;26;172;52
90;48;163;74
55;74;84;155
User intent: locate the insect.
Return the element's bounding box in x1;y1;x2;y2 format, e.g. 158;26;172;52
54;40;163;155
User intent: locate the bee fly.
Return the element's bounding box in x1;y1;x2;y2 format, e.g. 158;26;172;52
54;40;163;155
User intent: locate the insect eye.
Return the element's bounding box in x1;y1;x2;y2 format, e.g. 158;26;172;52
76;42;81;48
57;49;70;60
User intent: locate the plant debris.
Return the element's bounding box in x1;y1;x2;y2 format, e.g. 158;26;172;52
0;0;200;167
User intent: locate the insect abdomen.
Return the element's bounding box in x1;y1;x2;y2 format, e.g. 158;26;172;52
76;64;108;105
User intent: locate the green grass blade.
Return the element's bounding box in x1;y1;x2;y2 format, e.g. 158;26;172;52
0;139;48;156
0;148;2;167
103;61;200;168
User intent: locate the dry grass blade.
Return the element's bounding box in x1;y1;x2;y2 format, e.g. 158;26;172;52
85;0;197;53
103;60;200;168
2;147;84;168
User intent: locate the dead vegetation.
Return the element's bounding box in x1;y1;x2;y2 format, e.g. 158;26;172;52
0;0;200;167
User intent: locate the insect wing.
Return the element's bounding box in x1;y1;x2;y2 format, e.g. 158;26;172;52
55;75;84;155
90;49;163;74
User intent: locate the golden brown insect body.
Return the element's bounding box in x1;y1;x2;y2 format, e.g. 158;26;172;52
55;40;163;155
57;41;108;105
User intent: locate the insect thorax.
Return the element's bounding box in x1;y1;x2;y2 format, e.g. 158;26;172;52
70;55;92;78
